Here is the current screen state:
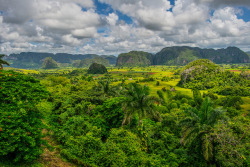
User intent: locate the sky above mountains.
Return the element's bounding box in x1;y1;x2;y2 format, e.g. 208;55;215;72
0;0;250;55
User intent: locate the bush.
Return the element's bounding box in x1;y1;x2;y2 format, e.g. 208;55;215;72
107;128;150;166
139;77;155;82
0;70;49;162
61;132;103;166
162;87;167;92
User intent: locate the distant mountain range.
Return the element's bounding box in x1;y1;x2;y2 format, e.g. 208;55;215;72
4;46;249;69
5;52;117;68
117;46;249;66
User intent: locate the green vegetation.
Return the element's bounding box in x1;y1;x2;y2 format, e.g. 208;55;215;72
0;54;10;69
88;63;108;74
0;70;49;163
1;60;249;166
178;59;250;96
122;83;161;126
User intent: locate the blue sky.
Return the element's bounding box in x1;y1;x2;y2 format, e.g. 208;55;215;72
0;0;250;55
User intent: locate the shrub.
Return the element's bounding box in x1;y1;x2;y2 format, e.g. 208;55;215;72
162;87;167;92
61;132;103;166
139;77;155;82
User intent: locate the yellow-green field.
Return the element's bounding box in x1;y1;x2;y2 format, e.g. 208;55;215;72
5;66;250;112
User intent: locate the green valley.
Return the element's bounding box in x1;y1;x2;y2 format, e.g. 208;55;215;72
1;58;249;166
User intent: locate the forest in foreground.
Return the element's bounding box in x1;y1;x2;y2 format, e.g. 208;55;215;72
0;59;249;167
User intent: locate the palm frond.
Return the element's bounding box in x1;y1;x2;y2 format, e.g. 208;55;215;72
202;134;213;162
207;107;227;126
181;126;200;145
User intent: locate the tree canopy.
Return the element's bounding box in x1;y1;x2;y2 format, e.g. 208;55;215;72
0;54;10;69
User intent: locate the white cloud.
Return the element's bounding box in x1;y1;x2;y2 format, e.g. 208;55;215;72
62;34;80;45
0;0;250;55
99;0;173;30
0;0;100;53
60;0;94;8
106;13;119;26
195;0;250;8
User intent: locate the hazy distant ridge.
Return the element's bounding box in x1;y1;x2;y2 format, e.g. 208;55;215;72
6;52;117;68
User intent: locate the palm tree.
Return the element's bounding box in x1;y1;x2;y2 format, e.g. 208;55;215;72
180;97;226;163
0;54;10;69
122;83;161;126
95;79;124;97
98;79;110;96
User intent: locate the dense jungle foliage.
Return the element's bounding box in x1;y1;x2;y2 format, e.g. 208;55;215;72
0;70;49;162
0;60;249;167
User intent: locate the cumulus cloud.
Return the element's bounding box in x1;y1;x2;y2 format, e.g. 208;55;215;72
0;0;100;53
195;0;250;8
96;0;250;53
0;0;250;55
99;0;174;30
